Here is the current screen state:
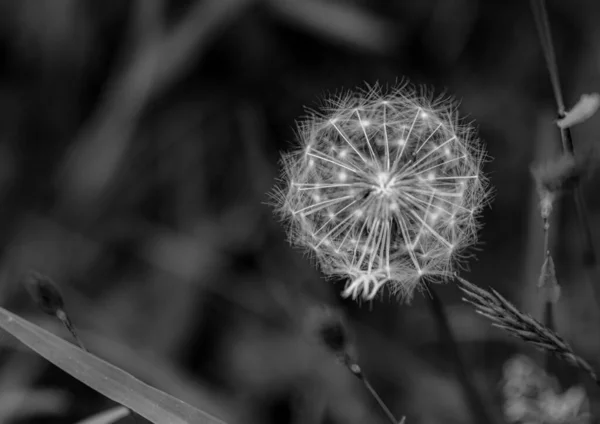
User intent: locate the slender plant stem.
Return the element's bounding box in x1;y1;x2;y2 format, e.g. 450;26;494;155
56;309;88;352
542;218;550;260
427;286;500;424
343;357;400;424
530;0;600;310
530;0;565;113
362;376;399;424
541;217;556;373
543;302;555;369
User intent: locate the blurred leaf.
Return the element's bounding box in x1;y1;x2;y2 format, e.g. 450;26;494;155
9;0;90;64
58;0;256;210
267;0;399;53
75;406;130;424
0;307;227;424
0;388;69;422
557;93;600;129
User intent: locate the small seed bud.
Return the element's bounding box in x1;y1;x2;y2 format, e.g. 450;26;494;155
21;270;87;351
317;317;348;354
22;271;65;316
303;303;356;362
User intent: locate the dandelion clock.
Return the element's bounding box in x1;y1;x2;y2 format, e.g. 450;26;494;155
272;83;489;301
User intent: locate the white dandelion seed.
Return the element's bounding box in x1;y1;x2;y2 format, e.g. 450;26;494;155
271;82;490;302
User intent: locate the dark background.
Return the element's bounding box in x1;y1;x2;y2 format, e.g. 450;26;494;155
0;0;599;423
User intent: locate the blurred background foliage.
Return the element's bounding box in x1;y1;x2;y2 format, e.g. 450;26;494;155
0;0;599;423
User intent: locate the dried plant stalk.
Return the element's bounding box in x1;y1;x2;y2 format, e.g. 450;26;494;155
455;275;599;386
530;0;600;313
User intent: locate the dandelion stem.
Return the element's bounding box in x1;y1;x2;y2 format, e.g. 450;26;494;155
530;0;600;311
426;285;500;424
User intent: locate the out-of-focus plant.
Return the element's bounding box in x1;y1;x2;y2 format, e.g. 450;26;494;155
502;354;591;424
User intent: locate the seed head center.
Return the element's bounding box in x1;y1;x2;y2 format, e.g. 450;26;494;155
374;172;394;197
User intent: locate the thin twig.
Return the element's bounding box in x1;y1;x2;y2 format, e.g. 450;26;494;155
530;0;600;309
530;0;565;113
541;214;555;373
342;357;400;424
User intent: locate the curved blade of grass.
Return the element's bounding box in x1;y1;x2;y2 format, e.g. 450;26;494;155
0;307;226;424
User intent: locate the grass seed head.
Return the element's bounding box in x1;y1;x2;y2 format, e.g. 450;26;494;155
272;83;490;301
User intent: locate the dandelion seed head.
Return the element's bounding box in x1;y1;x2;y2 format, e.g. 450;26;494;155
272;82;490;302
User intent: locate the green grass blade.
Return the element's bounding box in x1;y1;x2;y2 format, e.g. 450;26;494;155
0;307;226;424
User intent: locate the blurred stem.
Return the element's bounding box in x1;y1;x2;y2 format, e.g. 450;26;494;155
543;302;555;369
530;0;564;112
292;384;327;424
427;286;500;424
530;0;600;310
